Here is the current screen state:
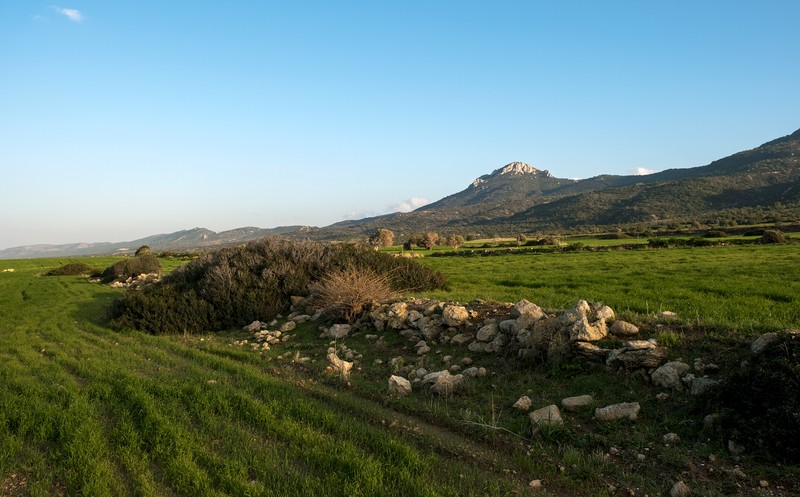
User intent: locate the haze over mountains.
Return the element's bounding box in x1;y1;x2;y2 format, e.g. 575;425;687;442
2;128;798;259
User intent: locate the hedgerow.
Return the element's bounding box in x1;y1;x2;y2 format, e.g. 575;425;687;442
108;238;446;334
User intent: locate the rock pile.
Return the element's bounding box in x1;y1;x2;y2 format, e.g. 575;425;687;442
109;272;160;289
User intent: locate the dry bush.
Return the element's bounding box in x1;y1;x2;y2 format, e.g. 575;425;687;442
309;266;397;323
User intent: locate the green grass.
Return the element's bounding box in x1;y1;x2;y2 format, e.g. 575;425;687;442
2;246;799;496
415;244;800;334
0;258;531;496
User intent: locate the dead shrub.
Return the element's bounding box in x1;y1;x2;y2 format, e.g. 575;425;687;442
309;266;397;323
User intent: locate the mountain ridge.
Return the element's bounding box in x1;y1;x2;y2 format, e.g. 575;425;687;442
3;128;798;259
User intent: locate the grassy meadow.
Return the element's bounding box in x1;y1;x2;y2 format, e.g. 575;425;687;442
1;243;799;496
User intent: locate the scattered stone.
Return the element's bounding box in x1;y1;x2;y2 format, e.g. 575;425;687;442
656;392;670;402
759;480;769;488
637;453;646;462
450;333;473;345
689;377;718;395
661;311;678;319
388;375;412;396
326;351;353;379
669;480;690;497
280;321;296;332
750;332;779;354
513;396;532;411
651;361;691;390
561;395;593;412
608;345;668;369
594;402;640;422
663;433;681;445
728;439;746;456
442;305;470;327
528;479;543;490
328;324;351;339
243;320;263;332
476;323;499;342
429;371;466;396
386;302;409;329
610;320;639;336
530;405;563;427
573;341;608;362
462;366;479;377
460;357;473;366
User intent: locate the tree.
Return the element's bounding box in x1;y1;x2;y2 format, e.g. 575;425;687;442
445;234;465;250
418;232;439;250
368;228;395;248
135;245;152;256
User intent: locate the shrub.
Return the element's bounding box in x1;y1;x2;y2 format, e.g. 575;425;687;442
101;255;162;283
759;230;786;244
135;245;152;256
45;262;98;276
702;230;728;238
710;332;800;462
308;266;397;323
108;238;446;333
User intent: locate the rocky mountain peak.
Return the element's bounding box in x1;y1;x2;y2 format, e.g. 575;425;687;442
472;162;551;187
493;162;540;176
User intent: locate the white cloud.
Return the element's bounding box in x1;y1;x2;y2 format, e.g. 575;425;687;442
628;167;655;176
389;197;429;213
52;7;83;22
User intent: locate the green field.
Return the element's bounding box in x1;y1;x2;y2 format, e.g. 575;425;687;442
1;245;799;496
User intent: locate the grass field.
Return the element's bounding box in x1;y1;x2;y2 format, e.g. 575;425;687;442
1;245;799;496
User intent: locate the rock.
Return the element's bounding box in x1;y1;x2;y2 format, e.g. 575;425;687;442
623;340;655;350
450;333;473;346
661;311;678;319
572;342;608;362
243;321;263;332
460;357;473;366
388;375;412;396
663;433;681;444
609;320;639;336
421;370;449;384
429;371;466;396
561;395;593;412
751;332;778;354
759;480;769;488
594;402;640;422
293;314;311;323
569;317;608;342
608;346;668;369
467;341;488;353
651;361;691;390
387;302;409;329
462;366;479;377
558;300;591;327
442;305;470;327
326;352;353;378
476;323;499;342
406;310;424;327
499;319;517;334
513;299;544;320
704;413;720;429
689;377;718;395
416;345;431;356
513;396;532;410
290;295;306;308
328;324;351;339
528;479;542;490
280;321;296;332
670;481;690;497
594;305;615;322
530;405;563;427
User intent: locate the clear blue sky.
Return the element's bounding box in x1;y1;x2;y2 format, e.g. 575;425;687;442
1;1;798;249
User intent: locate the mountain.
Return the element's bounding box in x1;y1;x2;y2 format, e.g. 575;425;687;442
4;129;798;259
308;128;800;239
0;226;307;259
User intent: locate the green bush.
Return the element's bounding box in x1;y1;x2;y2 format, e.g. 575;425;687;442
45;262;99;276
710;331;800;462
759;230;786;244
108;238;446;333
101;255;162;283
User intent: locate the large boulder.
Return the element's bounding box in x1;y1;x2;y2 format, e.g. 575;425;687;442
607;342;667;369
561;395;594;412
442;305;470;327
572;342;609;362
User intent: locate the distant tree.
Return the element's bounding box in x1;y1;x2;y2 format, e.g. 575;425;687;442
445;234;465;250
402;240;414;251
368;228;395;248
516;233;527;244
135;245;152;256
418;232;439;250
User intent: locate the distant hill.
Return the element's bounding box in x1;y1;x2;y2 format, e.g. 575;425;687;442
4;129;798;258
307;128;800;240
0;226;306;259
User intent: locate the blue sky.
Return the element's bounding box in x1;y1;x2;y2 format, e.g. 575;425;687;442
1;1;798;249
